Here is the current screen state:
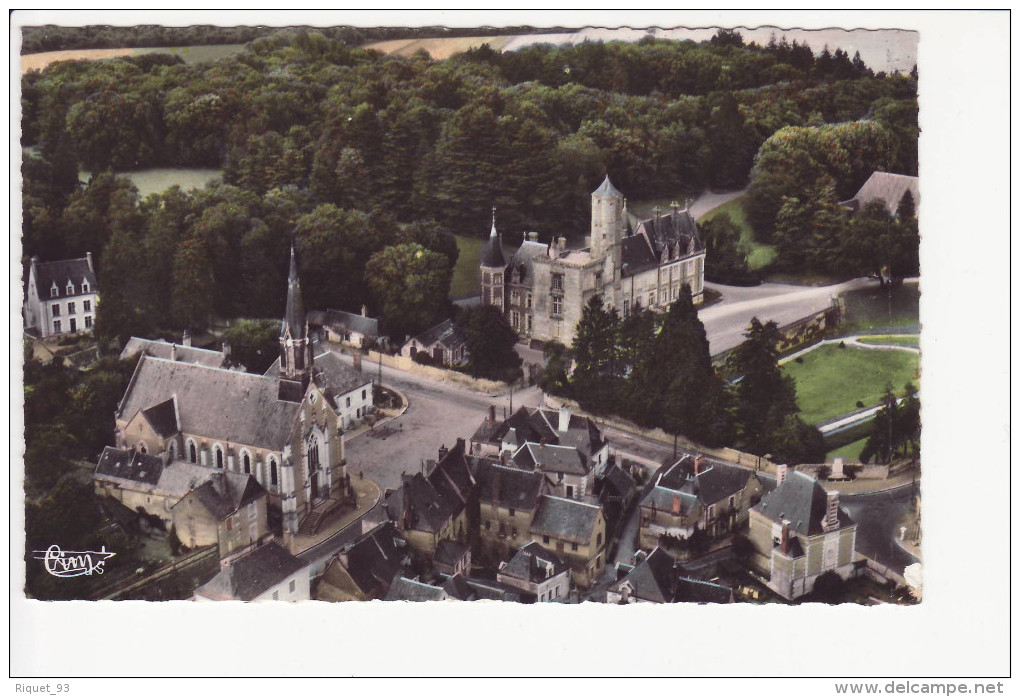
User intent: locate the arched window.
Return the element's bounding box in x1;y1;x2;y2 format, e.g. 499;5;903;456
215;445;224;469
188;441;197;463
243;452;251;474
138;442;148;454
270;459;278;487
308;437;320;470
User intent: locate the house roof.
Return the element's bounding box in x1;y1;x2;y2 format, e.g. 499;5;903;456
499;541;568;584
440;573;531;602
140;397;179;438
480;223;507;268
183;471;265;520
514;442;589;476
846;171;919;216
642;456;753;511
536;408;606;457
599;463;637;502
622;209;703;280
95;447;164;488
474;460;545;512
407;318;467;351
309;309;379;338
611;546;676;602
434;538;470;567
753;470;855;536
309;351;373;402
120;337;228;369
474;406;604;455
385;440;474;534
507;240;547;287
530;495;602;544
384;574;449;602
118;355;300;452
30;256;97;299
324;521;410;599
674;576;733;604
592;174;623;198
620;234;659;275
194;541;307;601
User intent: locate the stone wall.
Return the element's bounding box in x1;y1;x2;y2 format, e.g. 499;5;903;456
366;349;509;395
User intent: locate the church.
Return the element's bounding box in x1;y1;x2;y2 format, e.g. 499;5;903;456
480;176;706;346
114;247;371;538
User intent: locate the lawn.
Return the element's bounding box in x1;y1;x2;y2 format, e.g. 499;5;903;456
21;44;247;74
698;195;777;270
451;234;519;300
826;437;868;463
80;168;222;198
782;344;921;425
857;335;920;348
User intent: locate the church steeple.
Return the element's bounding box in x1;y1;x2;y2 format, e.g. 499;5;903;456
280;244;312;387
479;205;508;312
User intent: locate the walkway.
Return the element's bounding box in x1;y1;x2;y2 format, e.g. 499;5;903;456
289;476;381;556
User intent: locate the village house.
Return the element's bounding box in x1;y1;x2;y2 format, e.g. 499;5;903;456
432;538;472;577
473;458;547;560
307;306;380;349
606;547;734;604
120;335;235;370
384;439;475;564
512;441;594;500
528;495;607;588
481;176;705;346
842;170;920;216
23;253;99;338
747;465;858;600
638;454;763;550
399;318;468;366
497;541;571;602
384;573;451;602
316;521;413;602
193;540;310;602
170;470;270;558
440;573;531;602
114;247;363;539
595;461;638;532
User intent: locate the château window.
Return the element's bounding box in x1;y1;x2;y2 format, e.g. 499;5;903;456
243;453;251;474
552;274;563;291
51;304;60;317
68;302;76;314
84;300;91;312
215;446;224;469
510;311;520;329
552;296;563;316
53;320;61;333
526;315;532;332
84;316;93;329
69;318;77;333
270;460;278;487
66;282;74;294
525;293;532;309
189;442;197;463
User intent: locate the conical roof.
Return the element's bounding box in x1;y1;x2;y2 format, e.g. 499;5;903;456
592;174;623;198
282;245;306;340
479;211;506;268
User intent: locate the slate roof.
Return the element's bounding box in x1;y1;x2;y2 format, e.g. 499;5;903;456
322;521;410;599
499;542;568;584
440;573;531;602
195;541;308;601
641;455;753;512
536;408;606;457
434;538;470;567
384;574;449;602
408;319;467;351
599;463;637;502
613;546;676;602
141;397;179;438
308;309;379;338
182;471;265;520
283;246;306;340
385;440;475;534
513;442;589;476
674;576;733;604
310;351;373;401
622;208;704;278
530;495;601;544
480;223;507;268
118;355;300;452
474;460;545;512
156;460;228;499
753;470;854;536
30;257;97;299
120;337;228;369
507;240;547;287
592;174;623;198
845;171;919;216
95;447;165;489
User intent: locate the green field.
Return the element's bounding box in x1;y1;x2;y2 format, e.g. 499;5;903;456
857;335;920;348
133;44;247;64
698;195;777;270
783;344;921;425
827;438;868;462
79;168;223;198
452;235;520;300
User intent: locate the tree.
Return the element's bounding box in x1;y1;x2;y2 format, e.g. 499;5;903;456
538;341;571;395
365;243;452;340
698;214;759;284
225;319;281;374
570;295;624;413
456;305;523;382
170;234;215;331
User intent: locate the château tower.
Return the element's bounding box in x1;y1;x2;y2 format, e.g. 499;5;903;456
479;206;508;312
590;175;627;267
279;244;312;390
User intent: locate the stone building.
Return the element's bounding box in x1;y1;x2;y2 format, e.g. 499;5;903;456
480;176;706;346
114;247;365;538
24;253;99;338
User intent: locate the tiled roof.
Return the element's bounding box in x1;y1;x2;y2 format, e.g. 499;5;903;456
325;521;411;598
385;441;474;534
141;397;179;438
753;470;854;536
480;225;507;268
120;337;227;369
440;574;530;602
185;471;265;520
31;257;97;299
499;542;568;584
434;538;470;567
599;463;637;502
95;447;164;488
530;495;601;544
194;541;308;601
592;174;623;198
507;240;547;287
474;460;545;512
613;546;676;602
312;309;379;338
408;319;467;351
646;455;753;508
118;355;300;452
514;442;589;476
310;351;373;401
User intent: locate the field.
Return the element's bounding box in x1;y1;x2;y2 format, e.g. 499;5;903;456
21;44;246;74
450;234;520;300
697;195;777;270
827;438;868;463
782;344;921;425
363;36;513;60
857;335;920;348
80;168;222;198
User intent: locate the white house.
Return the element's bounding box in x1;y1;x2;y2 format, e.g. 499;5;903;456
193;541;310;601
24;253;99;338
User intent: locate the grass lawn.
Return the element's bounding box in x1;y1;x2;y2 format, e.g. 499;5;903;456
782;344;920;425
450;235;520;300
857;335;920;348
827;437;868;462
698;195;777;270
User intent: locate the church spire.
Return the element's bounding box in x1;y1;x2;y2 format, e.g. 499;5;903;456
283;244;306;341
279;243;312;389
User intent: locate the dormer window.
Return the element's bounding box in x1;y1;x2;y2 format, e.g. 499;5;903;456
66;282;74;295
81;282;89;293
50;285;58;298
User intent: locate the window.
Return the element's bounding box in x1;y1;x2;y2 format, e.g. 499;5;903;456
243;453;251;474
552;296;563;316
543;535;550;543
53;320;61;333
648;292;655;307
50;286;58;298
672;285;679;300
189;441;197;463
485;520;491;531
215;447;224;469
289;579;296;593
597;556;602;569
66;282;74;294
270;460;278;486
84;316;92;329
68;302;76;314
510;290;520;305
362;389;367;400
597;533;603;546
509;508;515;518
510;311;520;329
51;304;60;317
168;442;176;460
571;543;578;552
249;522;258;541
499;523;506;537
308;437;319;470
552;274;563;291
272;591;279;600
81;283;89;294
493;273;502;285
346;397;351;408
660;290;667;304
69;318;77;332
525;293;532;309
594;271;603;288
525;315;532;332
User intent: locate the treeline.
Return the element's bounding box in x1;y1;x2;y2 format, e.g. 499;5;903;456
21;24;571;54
542;291;825;464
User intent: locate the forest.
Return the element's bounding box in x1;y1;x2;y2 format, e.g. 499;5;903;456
21;28;919;345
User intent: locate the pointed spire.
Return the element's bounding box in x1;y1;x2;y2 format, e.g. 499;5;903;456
480;205;506;268
283;244;306;340
491;205;498;237
592;174;623;198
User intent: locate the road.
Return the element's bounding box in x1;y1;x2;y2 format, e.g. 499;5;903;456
841;484;918;573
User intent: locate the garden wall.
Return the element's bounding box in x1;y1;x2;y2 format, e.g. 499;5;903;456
365;350;509;395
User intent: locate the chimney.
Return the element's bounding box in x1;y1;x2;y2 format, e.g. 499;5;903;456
548;243;557;260
400;487;411;531
85;251;94;272
780;521;790;555
539;438;546;449
352;352;362;372
528;231;539;242
776;464;788;486
558;406;570;433
558;236;567;251
361;304;367;317
438;443;449;460
671;495;681;516
488;404;496;426
182;329;192;347
694;454;705;475
824;491;840;532
170;343;177;362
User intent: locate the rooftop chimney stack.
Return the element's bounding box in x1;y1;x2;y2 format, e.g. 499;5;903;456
694;454;706;475
352;352;362;372
86;251;94;272
780;521;790;555
222;338;231;359
776;464;788;486
824;491;840;532
489;404;496;427
671;494;681;516
558;406;571;433
558;236;567;251
361;304;367;317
